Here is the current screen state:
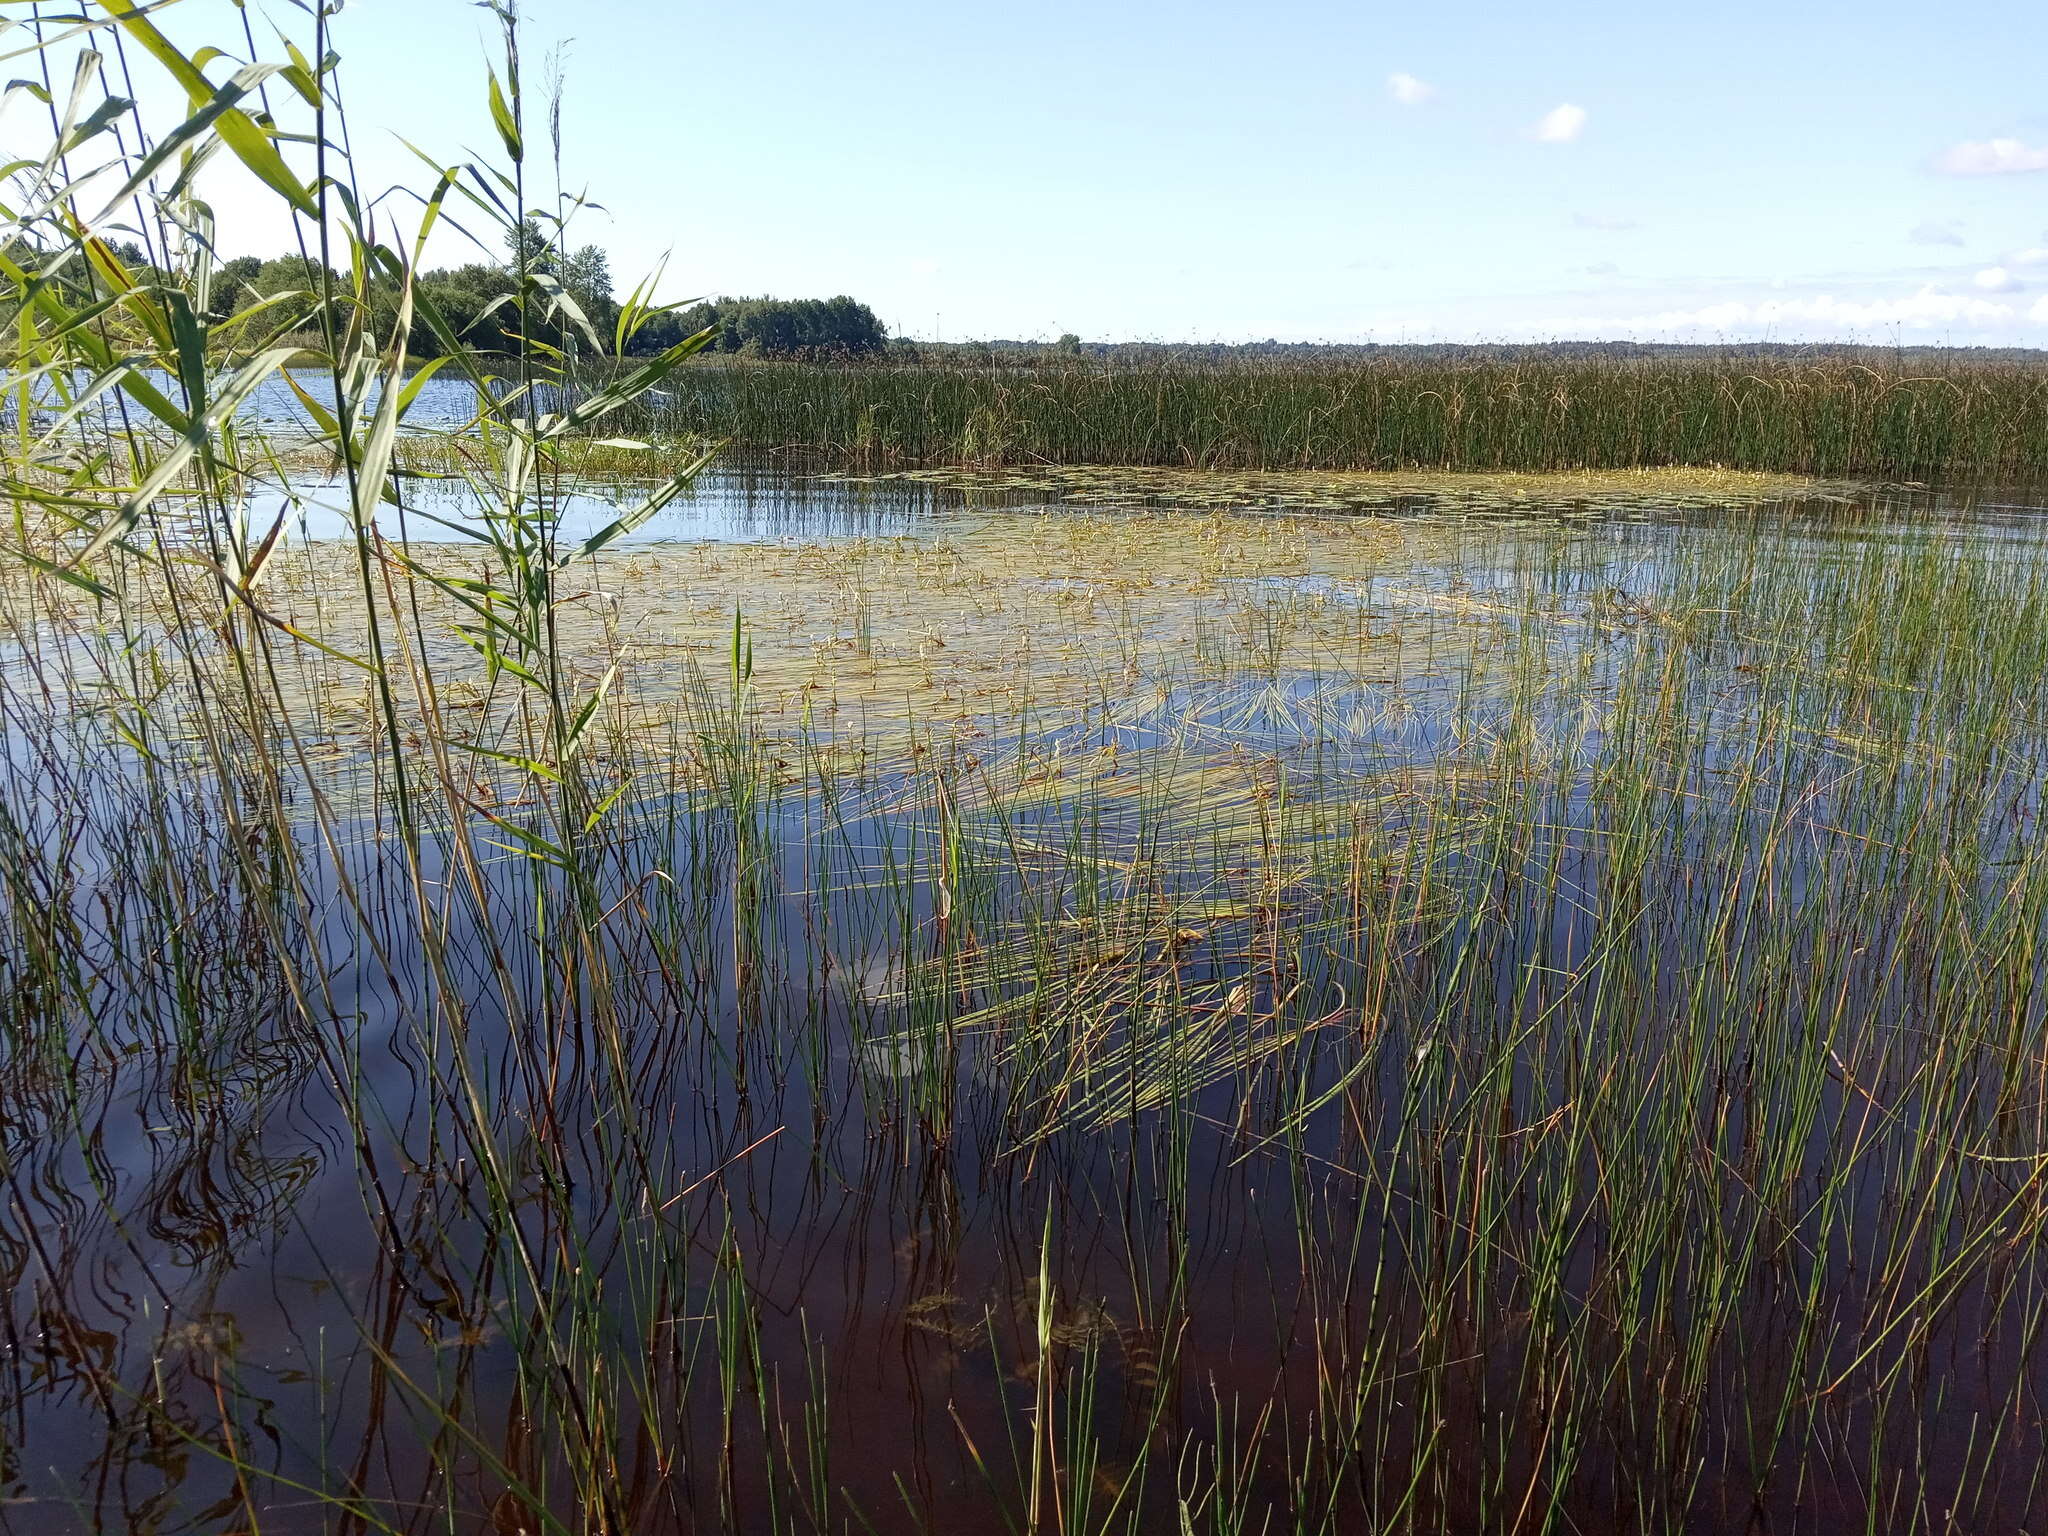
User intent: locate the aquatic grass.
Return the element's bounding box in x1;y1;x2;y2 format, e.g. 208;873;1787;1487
6;4;2048;1534
607;356;2048;480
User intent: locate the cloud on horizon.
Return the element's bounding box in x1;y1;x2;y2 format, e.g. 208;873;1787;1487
1387;72;1434;106
1533;103;1587;143
1908;219;1965;246
1561;285;2038;337
1934;138;2048;176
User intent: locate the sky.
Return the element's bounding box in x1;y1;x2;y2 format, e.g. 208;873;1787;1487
26;0;2048;345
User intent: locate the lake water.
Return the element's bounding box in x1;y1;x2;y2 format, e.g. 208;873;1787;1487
5;464;2048;1534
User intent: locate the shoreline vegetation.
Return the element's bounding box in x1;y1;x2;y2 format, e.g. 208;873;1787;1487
596;349;2048;481
330;344;2048;482
152;240;2048;483
10;3;2048;1534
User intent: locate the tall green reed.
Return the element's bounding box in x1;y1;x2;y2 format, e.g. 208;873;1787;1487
5;5;2048;1534
611;354;2048;479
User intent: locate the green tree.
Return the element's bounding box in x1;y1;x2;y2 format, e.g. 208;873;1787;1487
416;262;518;353
558;243;617;339
699;295;886;358
560;244;611;306
207;254;263;320
506;216;555;276
188;243;898;362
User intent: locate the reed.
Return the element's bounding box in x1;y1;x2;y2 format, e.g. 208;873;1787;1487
3;5;2048;1535
611;352;2048;479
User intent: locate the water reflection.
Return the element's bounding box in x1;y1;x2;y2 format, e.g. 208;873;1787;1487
259;460;949;546
3;467;2048;1533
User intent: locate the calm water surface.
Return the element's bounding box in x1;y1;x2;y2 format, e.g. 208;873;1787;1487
4;466;2048;1534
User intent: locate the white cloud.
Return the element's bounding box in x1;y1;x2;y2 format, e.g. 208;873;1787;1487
1388;72;1434;106
1534;103;1587;143
2009;246;2048;267
1934;138;2048;176
1572;212;1637;231
1585;262;1620;277
2032;296;2048;323
1975;266;2022;292
1582;286;2019;337
1908;219;1964;246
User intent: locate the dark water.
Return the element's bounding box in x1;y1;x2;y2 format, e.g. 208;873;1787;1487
256;461;942;546
5;470;2048;1534
14;366;541;438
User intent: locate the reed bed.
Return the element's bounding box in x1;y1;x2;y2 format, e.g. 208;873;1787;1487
613;354;2048;480
8;483;2048;1533
6;6;2048;1535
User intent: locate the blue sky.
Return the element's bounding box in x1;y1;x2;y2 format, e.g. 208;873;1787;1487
53;0;2048;343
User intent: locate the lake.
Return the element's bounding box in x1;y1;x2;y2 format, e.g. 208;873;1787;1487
4;461;2047;1535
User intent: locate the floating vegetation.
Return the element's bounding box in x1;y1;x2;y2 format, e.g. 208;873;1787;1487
14;505;1463;802
8;7;2048;1536
813;461;1860;515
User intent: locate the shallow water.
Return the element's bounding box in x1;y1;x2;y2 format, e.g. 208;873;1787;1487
5;466;2048;1534
253;461;946;546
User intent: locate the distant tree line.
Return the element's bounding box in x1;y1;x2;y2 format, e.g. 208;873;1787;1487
64;224;887;362
202;228;624;360
882;336;2048;370
641;296;887;360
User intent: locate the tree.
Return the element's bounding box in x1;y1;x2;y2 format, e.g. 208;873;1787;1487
208;255;263;319
560;245;611;308
251;253;334;293
415;262;518;353
506;217;555;276
684;295;886;359
558;243;617;339
185;241;885;363
244;253;343;338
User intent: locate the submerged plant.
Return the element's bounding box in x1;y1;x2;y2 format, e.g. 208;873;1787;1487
3;6;2048;1536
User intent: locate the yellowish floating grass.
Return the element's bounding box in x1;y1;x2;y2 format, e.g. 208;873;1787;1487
809;462;1848;513
149;507;1490;784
